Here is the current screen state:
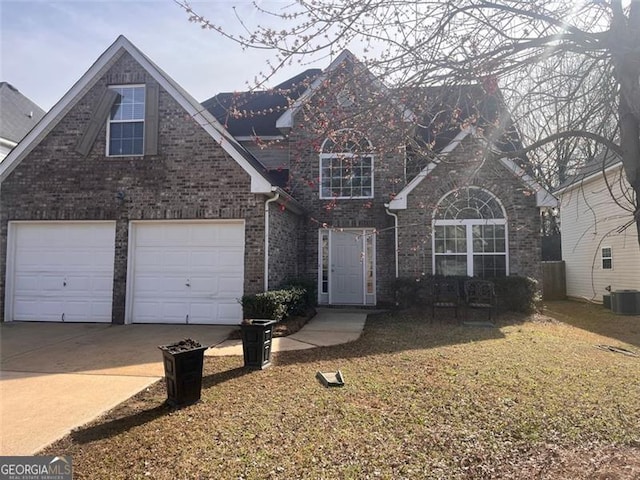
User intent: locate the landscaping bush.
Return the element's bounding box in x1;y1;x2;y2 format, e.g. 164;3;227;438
280;278;317;310
240;286;308;322
490;275;541;313
393;277;422;309
394;274;539;313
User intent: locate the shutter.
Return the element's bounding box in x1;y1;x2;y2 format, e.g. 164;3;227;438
75;88;119;157
144;84;159;156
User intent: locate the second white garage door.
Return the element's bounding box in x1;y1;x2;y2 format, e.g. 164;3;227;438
128;221;245;324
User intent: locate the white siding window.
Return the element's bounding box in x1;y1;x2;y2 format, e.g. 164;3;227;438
602;247;613;270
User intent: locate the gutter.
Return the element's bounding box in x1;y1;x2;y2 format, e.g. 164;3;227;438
264;190;280;291
384;205;399;278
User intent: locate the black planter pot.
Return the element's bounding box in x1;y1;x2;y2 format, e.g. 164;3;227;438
158;339;208;406
241;319;276;369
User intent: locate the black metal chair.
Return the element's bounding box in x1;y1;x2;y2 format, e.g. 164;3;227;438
430;279;460;322
464;280;497;323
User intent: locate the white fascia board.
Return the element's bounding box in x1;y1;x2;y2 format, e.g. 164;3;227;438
276;73;326;130
387;127;473;210
0;38;127;183
554;161;623;196
498;157;558;208
235;135;284;142
122;38;274;194
0;35;275;194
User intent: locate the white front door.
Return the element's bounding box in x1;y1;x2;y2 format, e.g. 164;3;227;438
320;229;375;305
331;231;364;304
128;221;244;324
6;221;116;322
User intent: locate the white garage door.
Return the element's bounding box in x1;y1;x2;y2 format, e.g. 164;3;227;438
7;222;116;322
128;221;244;324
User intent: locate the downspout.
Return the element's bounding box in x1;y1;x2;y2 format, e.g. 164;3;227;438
384;205;399;278
264;190;280;291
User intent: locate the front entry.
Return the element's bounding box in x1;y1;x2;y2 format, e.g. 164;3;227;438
319;229;376;306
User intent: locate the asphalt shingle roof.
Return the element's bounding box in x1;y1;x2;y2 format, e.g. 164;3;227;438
201;69;322;137
0;82;46;144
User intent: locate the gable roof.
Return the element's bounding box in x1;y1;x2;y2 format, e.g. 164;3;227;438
0;35;276;194
0;82;45;145
387;127;557;210
202;69;321;138
275;49;416;131
554;153;622;194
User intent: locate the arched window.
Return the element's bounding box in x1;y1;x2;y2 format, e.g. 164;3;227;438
433;187;508;278
320;130;373;199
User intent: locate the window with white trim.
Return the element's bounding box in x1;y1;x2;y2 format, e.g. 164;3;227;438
321;231;329;294
433;187;508;278
108;85;145;156
320;130;373;199
601;247;612;270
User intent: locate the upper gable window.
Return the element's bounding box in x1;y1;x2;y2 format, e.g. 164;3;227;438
108;85;145;156
320;130;373;199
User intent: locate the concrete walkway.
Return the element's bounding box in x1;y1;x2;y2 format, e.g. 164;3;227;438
208;309;368;356
0;309;367;455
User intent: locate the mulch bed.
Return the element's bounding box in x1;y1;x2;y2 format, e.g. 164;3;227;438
227;307;316;340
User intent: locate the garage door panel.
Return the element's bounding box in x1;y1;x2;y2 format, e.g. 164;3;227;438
218;250;244;268
155;276;189;295
219;276;243;295
14;298;64;321
130;222;244;324
8;222;116;323
216;303;243;324
189;250;218;267
217;226;244;245
63;300;112;322
131;301;161;323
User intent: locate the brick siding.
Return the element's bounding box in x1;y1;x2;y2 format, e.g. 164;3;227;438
0;52;268;323
396;136;542;282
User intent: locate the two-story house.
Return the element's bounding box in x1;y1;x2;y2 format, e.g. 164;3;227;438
0;36;555;325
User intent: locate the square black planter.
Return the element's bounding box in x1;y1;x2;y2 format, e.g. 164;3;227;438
241;319;276;369
158;339;208;406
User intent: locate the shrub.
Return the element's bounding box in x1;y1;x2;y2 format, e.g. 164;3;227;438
393;277;422;309
394;274;540;314
240;287;307;322
490;276;541;314
280;278;317;310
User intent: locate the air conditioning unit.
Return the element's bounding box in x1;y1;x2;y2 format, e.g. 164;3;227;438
611;290;640;315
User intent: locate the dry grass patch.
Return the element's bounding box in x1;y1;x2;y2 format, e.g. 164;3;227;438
43;303;640;479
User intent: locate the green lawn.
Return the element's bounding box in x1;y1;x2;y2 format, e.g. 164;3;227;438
44;302;640;479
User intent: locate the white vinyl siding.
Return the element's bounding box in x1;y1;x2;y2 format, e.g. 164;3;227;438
559;164;639;300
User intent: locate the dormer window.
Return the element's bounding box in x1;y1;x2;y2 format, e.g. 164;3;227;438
320;130;373;199
107;85;145;156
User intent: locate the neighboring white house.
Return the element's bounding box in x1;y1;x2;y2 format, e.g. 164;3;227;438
556;156;639;302
0;82;45;161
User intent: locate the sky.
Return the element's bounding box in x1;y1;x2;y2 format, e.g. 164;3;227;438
0;0;330;111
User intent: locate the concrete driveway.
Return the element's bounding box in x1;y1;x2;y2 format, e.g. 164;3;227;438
0;322;235;455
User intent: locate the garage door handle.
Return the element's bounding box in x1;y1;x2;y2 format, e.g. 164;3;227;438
185;280;191;287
